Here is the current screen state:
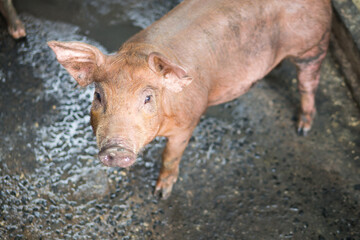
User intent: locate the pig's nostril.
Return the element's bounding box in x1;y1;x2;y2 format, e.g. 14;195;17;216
109;152;116;160
98;150;116;164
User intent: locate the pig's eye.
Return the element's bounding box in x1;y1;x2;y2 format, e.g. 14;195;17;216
95;92;101;103
144;95;152;104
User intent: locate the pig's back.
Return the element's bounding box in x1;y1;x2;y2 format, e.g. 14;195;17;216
129;0;331;105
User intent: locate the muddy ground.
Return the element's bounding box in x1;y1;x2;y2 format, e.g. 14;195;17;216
0;0;360;239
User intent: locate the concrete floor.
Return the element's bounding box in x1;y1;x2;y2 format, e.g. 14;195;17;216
353;0;360;10
0;0;360;239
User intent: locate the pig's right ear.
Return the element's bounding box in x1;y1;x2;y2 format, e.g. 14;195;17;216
148;52;193;92
47;41;106;87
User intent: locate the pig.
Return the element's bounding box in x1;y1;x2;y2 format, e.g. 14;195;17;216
0;0;26;39
48;0;332;199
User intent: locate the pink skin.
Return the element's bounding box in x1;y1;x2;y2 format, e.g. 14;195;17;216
48;0;332;199
98;138;137;168
0;0;26;39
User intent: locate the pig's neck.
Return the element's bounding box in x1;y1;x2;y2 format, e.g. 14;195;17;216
157;78;209;137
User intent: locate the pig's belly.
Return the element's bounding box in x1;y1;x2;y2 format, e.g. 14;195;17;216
207;79;258;106
206;59;277;106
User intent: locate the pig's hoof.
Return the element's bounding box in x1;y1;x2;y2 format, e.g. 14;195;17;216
8;19;26;39
154;185;173;200
297;126;310;136
297;111;315;136
154;175;177;199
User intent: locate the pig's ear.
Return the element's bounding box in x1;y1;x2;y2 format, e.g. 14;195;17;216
148;52;193;92
47;41;106;87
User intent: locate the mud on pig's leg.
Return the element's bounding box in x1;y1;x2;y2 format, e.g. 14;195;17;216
0;0;26;39
293;32;329;136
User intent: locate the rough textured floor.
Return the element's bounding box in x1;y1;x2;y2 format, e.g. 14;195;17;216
0;1;359;239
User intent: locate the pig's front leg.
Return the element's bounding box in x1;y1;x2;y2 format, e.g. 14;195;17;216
155;130;193;199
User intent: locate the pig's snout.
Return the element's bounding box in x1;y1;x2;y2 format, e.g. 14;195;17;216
98;147;136;168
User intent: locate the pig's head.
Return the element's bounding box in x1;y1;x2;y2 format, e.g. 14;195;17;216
48;41;192;168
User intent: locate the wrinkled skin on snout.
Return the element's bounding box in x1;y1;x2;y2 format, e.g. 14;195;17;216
49;0;332;199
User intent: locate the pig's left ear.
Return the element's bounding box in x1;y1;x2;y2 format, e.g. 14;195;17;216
148;52;193;92
47;41;106;87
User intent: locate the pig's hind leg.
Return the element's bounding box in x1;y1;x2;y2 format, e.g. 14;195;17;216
292;31;330;136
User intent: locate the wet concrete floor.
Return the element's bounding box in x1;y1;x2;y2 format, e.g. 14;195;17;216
0;0;360;239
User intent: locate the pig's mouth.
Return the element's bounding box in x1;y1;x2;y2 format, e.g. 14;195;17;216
98;146;136;168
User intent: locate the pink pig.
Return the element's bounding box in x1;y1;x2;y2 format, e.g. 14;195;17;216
48;0;332;199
